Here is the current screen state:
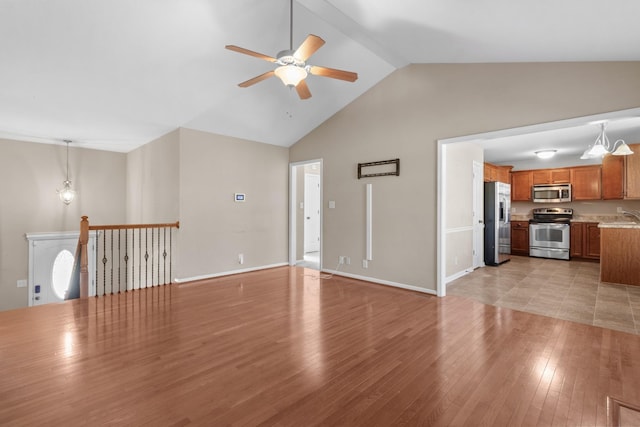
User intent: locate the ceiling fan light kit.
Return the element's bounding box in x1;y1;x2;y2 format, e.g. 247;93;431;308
225;0;357;100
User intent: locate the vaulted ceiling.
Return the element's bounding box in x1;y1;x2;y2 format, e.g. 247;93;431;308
1;0;639;153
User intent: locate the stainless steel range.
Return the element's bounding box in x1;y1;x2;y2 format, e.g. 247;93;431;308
529;207;573;260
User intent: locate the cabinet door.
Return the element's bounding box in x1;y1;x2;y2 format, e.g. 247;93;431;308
496;166;512;184
483;163;496;182
570;223;583;257
532;170;551;185
511;222;529;255
584;223;601;259
550;168;570;183
602;154;624;200
511;171;533;201
625;144;640;199
571;166;602;200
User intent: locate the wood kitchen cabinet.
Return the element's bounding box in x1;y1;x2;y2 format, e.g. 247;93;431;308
511;221;530;256
484;162;512;184
531;168;571;185
570;222;600;260
511;171;533;201
570;165;602;200
602;154;624;199
625;143;640;199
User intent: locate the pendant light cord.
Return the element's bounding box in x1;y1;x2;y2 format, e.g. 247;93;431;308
64;140;71;181
289;0;293;51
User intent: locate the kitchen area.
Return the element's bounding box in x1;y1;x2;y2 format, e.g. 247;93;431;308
484;145;640;287
448;127;640;335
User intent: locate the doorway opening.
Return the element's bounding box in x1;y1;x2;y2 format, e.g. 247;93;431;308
289;159;322;270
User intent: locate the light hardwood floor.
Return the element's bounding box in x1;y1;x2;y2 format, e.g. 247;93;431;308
1;266;640;426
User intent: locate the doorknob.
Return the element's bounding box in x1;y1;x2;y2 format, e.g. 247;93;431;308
306;217;311;219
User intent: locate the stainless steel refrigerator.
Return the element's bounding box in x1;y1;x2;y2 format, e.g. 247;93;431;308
484;182;511;266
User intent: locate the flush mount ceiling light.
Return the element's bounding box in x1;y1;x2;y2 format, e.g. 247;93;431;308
580;121;634;159
57;140;76;205
535;149;557;159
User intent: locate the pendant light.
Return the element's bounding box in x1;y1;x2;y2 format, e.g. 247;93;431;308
580;121;634;159
58;140;76;205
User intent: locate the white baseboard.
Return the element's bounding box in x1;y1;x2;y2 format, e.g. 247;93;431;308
445;267;474;284
322;269;437;296
174;262;289;283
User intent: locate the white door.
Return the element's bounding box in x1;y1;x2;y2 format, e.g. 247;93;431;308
472;161;484;269
27;232;96;306
304;173;321;253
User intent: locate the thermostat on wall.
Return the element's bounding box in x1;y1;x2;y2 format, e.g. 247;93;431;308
234;193;246;202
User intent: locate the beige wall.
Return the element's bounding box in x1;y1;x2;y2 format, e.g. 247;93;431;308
0;139;126;310
127;129;180;223
290;62;640;292
176;128;289;280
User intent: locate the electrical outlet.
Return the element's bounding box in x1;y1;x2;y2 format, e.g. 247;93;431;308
238;253;244;265
346;257;351;265
338;256;344;265
362;260;368;269
617;207;624;213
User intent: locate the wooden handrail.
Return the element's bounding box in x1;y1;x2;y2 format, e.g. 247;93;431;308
89;221;180;231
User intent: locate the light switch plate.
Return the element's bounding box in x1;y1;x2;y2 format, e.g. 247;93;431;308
17;279;27;288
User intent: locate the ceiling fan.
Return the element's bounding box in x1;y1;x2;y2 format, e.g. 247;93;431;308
225;0;358;100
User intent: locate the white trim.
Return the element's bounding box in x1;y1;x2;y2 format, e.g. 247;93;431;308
445;226;474;234
445;267;475;284
289;159;323;270
174;262;289;283
365;183;373;261
323;269;437;296
437;142;446;297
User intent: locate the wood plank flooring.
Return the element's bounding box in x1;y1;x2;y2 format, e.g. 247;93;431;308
1;266;640;426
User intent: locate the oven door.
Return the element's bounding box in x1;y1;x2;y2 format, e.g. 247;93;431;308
529;223;570;250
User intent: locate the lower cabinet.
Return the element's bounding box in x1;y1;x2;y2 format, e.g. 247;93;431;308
570;222;600;260
511;221;530;256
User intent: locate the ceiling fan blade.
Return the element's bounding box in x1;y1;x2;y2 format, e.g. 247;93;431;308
309;65;358;82
295;80;312;100
225;45;277;62
294;34;325;61
238;71;275;88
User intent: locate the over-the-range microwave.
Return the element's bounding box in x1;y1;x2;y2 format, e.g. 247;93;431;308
532;184;571;203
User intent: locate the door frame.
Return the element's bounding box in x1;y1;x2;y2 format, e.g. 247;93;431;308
472;160;484;269
26;231;97;306
289;159;323;268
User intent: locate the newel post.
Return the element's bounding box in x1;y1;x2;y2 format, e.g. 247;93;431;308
80;216;89;298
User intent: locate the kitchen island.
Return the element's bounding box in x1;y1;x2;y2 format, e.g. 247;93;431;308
599;222;640;286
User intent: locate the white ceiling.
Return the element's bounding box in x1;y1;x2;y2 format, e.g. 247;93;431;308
1;0;640;153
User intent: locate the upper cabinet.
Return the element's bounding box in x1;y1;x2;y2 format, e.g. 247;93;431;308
600;143;640;200
570;165;602;200
484;163;512;184
602;154;624;199
511;171;533;201
531;168;570;185
625;143;640;199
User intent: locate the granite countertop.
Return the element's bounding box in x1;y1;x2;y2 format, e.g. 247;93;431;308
598;221;640;229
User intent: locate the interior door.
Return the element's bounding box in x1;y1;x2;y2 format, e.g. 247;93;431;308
30;237;77;306
304;173;321;253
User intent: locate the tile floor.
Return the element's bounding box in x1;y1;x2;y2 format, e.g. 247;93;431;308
447;255;640;335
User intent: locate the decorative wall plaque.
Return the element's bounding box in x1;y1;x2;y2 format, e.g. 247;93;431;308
357;158;400;179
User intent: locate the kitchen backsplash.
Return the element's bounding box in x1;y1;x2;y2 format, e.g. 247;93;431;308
511;199;640;220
